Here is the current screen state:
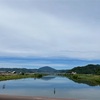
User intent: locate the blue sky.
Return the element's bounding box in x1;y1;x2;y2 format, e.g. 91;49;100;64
0;0;100;69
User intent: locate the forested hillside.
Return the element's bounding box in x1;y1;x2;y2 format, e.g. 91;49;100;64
0;68;36;73
68;64;100;74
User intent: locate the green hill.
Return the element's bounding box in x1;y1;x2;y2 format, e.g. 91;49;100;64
38;66;56;73
68;64;100;75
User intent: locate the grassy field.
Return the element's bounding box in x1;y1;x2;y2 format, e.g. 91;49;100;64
65;74;100;86
0;74;44;81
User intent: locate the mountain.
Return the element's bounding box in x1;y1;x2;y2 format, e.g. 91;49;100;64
0;66;67;74
68;64;100;74
38;66;56;73
0;68;35;73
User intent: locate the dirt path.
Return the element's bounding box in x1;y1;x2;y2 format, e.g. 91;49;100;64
0;95;79;100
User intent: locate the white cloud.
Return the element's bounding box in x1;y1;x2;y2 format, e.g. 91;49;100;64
0;0;100;60
0;62;68;69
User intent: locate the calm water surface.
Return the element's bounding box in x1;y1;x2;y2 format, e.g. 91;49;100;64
0;76;100;100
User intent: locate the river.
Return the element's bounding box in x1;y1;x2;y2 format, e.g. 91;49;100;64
0;75;100;100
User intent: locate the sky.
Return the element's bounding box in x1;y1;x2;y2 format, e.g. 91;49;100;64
0;0;100;69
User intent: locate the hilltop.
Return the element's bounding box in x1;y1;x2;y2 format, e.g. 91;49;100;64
38;66;56;73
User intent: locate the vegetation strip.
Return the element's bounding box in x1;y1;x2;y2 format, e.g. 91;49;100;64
0;74;44;81
65;74;100;86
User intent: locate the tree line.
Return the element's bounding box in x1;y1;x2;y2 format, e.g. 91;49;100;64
68;64;100;75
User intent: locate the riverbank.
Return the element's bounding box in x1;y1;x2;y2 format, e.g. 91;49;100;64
65;74;100;86
0;74;44;81
0;95;79;100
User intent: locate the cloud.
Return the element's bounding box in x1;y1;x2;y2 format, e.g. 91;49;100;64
0;0;100;63
0;56;100;69
0;62;67;69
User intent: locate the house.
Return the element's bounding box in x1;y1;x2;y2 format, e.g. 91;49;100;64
71;72;77;75
12;71;16;74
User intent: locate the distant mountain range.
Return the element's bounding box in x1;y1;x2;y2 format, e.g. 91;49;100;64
0;66;67;73
1;64;100;74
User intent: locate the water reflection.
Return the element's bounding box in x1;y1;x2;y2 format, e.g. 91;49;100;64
67;77;100;86
2;84;5;89
0;76;100;100
41;76;56;81
53;88;56;94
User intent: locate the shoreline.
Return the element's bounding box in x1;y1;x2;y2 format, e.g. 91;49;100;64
0;74;44;81
0;95;79;100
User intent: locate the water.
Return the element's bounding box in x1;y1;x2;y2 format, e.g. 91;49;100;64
0;75;100;100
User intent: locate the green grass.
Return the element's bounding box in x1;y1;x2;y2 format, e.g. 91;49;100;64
0;73;44;81
65;74;100;86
